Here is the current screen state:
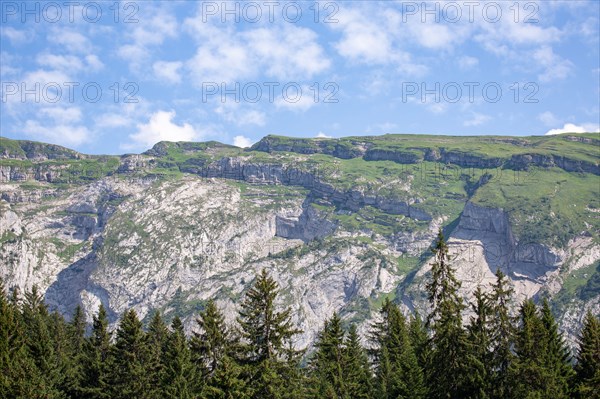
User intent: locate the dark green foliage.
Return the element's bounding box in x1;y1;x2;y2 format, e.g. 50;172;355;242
511;299;574;399
81;304;112;399
237;269;302;398
146;310;169;399
488;269;516;399
0;267;590;399
425;230;472;399
162;317;195;398
343;325;373;399
310;313;349;398
574;311;600;398
109;309;152;399
370;299;425;399
465;287;492;399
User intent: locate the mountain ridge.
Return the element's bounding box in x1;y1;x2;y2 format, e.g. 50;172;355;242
1;132;599;347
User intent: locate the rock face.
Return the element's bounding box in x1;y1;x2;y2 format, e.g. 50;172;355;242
1;133;599;348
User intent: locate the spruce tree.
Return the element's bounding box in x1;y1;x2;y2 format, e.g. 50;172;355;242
370;299;425;399
488;269;516;399
20;285;64;398
310;313;347;398
343;325;373;399
408;311;429;370
539;299;574;398
146;310;169;399
466;286;492;398
81;304;112;399
62;305;86;397
109;309;151;399
162;316;195;399
425;230;470;399
0;280;42;398
574;311;600;398
191;300;248;398
237;269;301;398
511;299;547;398
192;299;232;377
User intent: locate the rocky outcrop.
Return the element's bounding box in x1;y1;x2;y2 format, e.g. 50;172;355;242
117;155;156;173
196;157;432;221
276;204;337;242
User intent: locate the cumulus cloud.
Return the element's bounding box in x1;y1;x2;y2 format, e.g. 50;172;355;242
22;106;90;147
316;132;332;138
233;135;254;148
463;113;491;127
127;110;200;149
118;13;178;71
184;16;330;84
215;103;266;127
533;46;574;82
538;111;560;127
153;61;183;84
1;27;33;44
47;29;91;53
545;123;600;135
23;121;91;147
458;56;479;70
274;85;318;112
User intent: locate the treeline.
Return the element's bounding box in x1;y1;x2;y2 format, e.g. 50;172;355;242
1;232;599;399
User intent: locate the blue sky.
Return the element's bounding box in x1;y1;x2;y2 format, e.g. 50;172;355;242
1;0;599;154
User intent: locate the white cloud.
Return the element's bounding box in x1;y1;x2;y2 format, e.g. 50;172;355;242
47;29;91;53
233;135;254;148
538;111;560;127
367;122;398;133
458;56;479;70
23;119;90;147
187;41;253;84
22;106;88;147
1;27;33;44
463;113;491;127
184;20;330;85
40;106;82;124
85;55;104;71
275;86;317;112
127;110;200;149
118;13;178;71
153;61;183;84
316;132;332;138
244;26;330;80
533;46;574;82
216;103;266;127
545;123;600;135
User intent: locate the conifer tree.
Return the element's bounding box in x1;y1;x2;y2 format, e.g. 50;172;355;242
408;311;429;370
146;310;169;399
81;304;112;399
61;305;87;397
425;230;471;398
109;309;151;399
21;285;64;398
162;316;195;399
511;299;547;398
0;280;42;398
488;269;516;399
343;325;373;399
310;313;347;398
370;299;425;399
192;299;232;377
237;269;301;398
191;300;248;398
574;311;600;398
539;299;574;398
466;286;492;398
